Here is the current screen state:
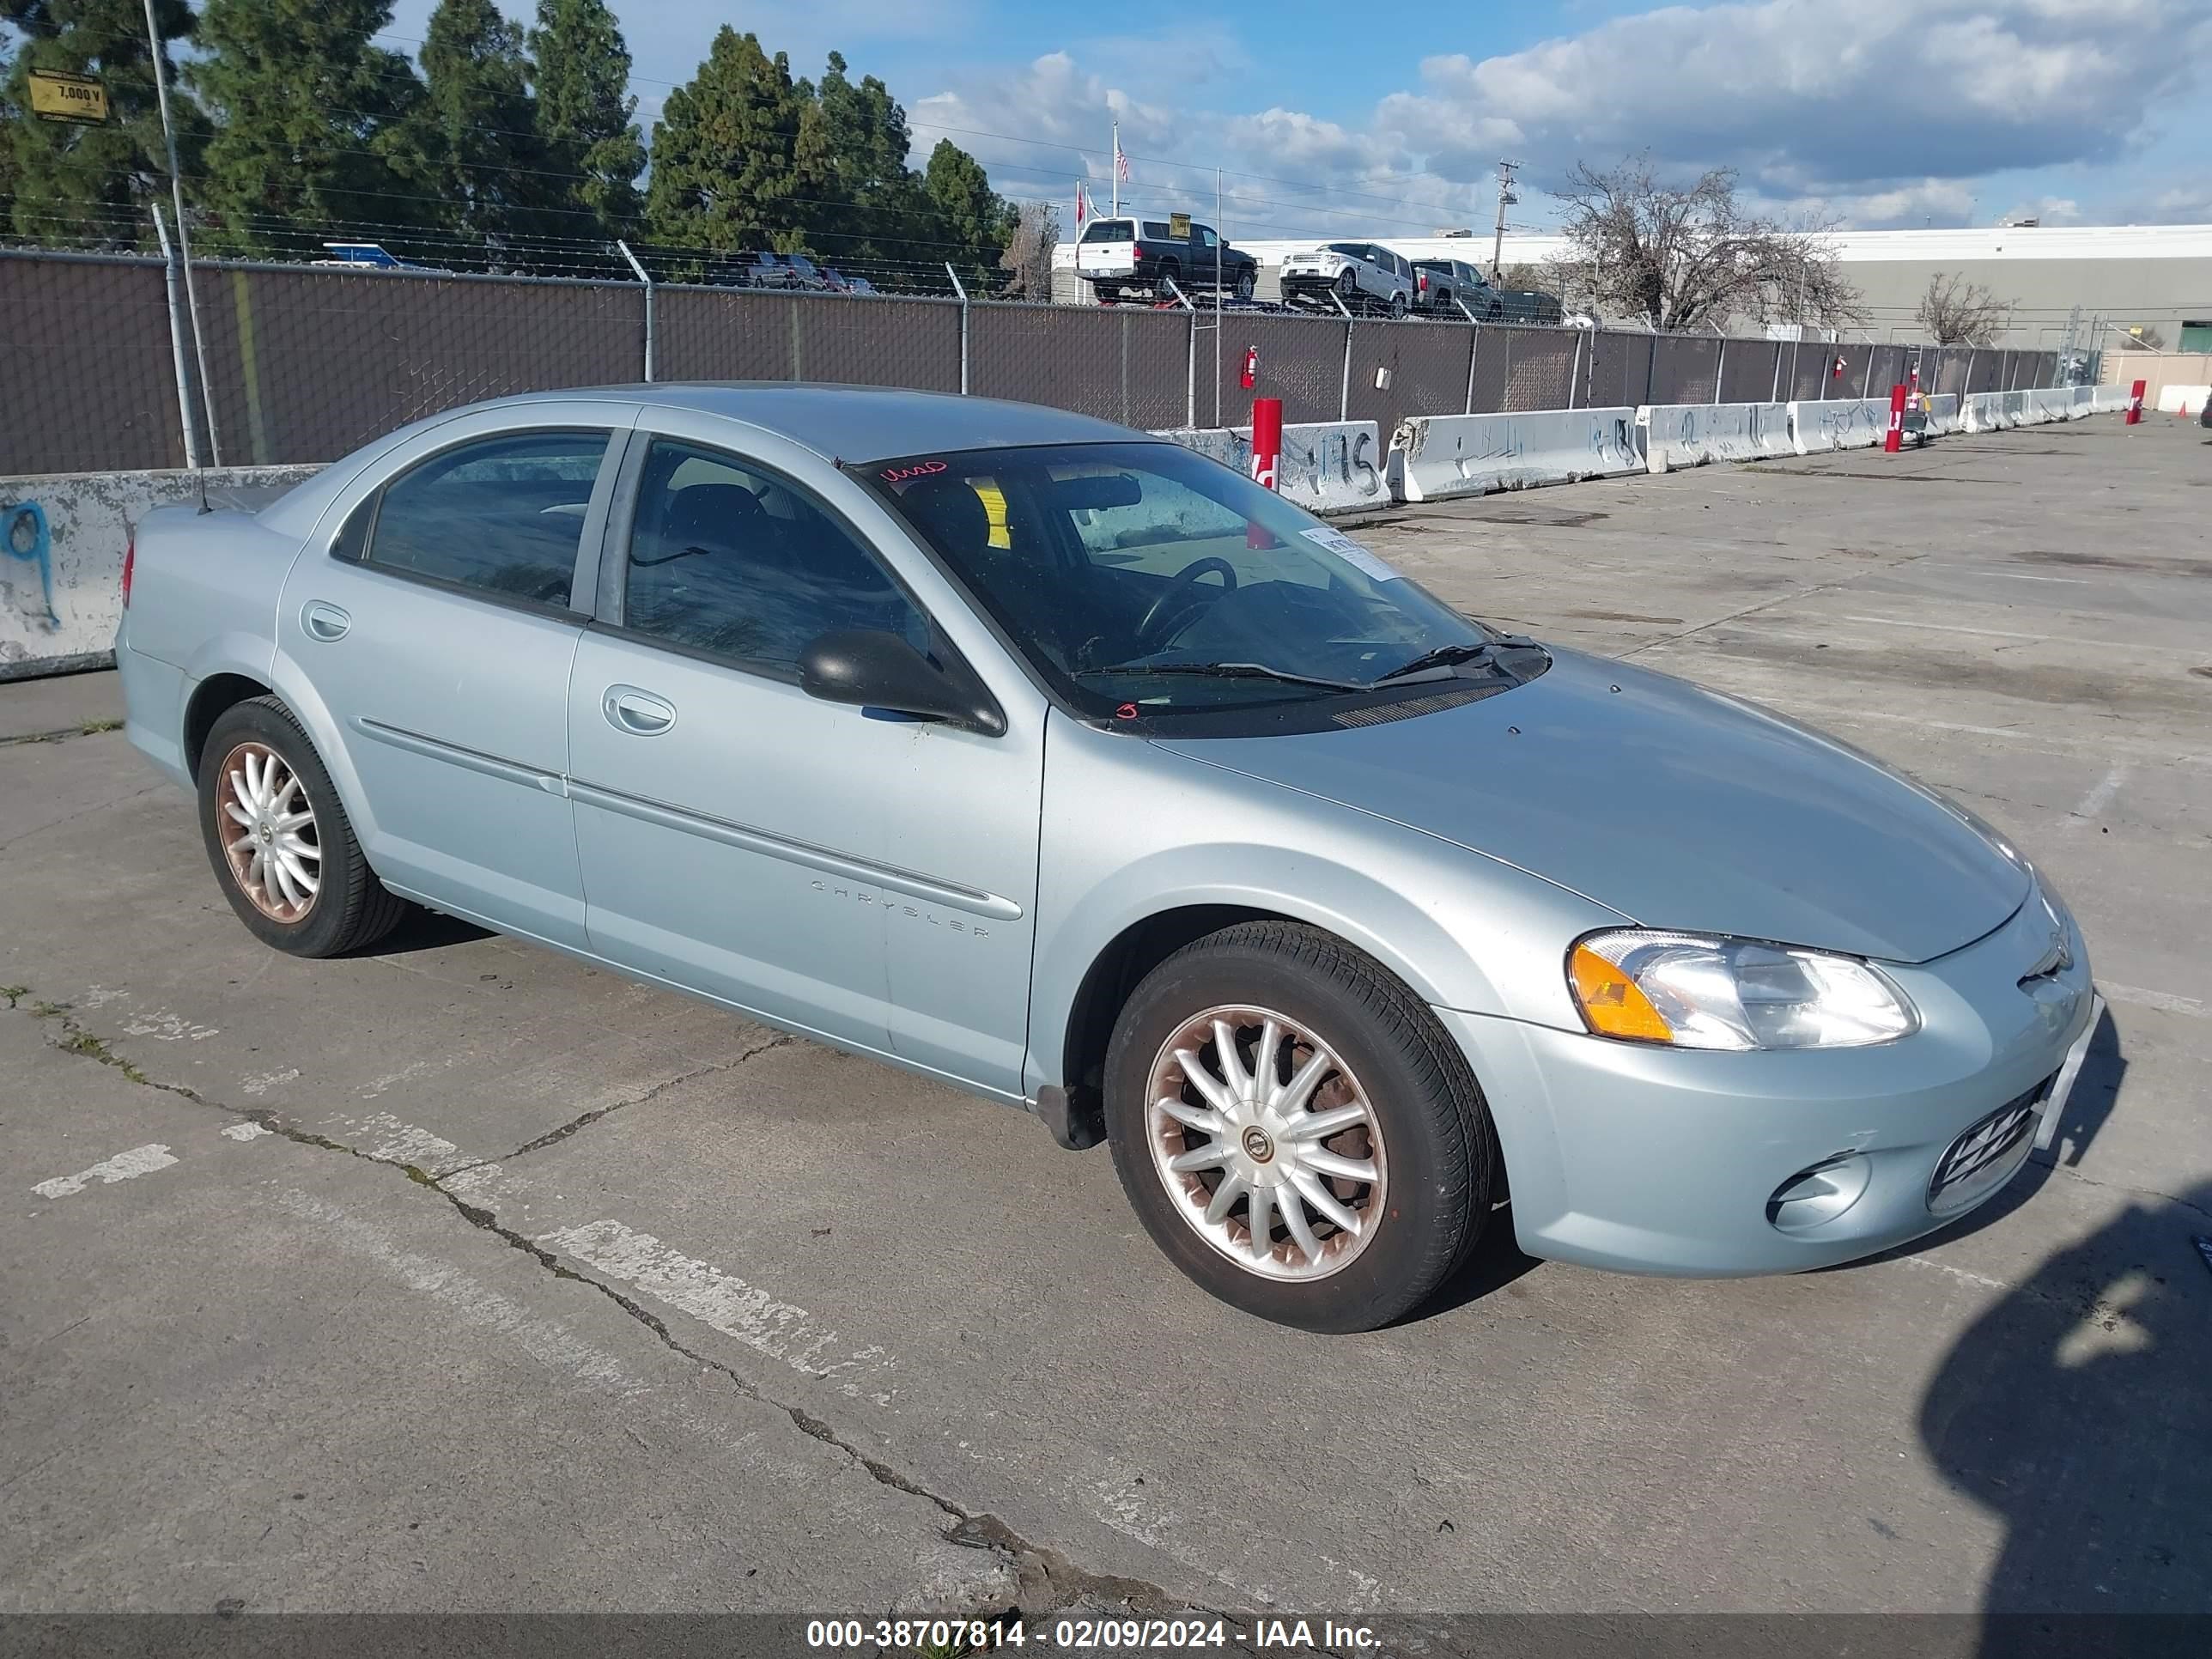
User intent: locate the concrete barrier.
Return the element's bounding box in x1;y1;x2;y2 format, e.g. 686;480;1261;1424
2154;383;2209;416
1389;407;1641;502
2069;386;2094;419
2090;385;2130;413
1156;421;1388;515
2;465;320;682
1787;398;1888;454
1637;402;1792;471
2001;390;2029;426
1924;393;1961;434
1963;392;2005;432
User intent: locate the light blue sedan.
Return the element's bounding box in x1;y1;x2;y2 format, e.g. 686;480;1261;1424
116;386;2100;1331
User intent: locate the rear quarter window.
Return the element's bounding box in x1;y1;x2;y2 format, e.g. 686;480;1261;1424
1080;221;1131;243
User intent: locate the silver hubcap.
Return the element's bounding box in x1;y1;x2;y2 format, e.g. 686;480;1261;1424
216;742;320;923
1145;1005;1387;1281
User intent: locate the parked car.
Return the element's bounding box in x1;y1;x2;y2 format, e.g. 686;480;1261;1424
118;386;2097;1334
704;251;829;290
1501;287;1567;325
312;242;434;271
822;269;878;297
1279;243;1414;317
1410;258;1505;318
1076;216;1258;303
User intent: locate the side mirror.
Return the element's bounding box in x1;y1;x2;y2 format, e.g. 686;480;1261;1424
797;629;1006;737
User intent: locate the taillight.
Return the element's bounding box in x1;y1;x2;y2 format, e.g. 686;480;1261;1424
122;532;134;607
1132;244;1145;260
1419;273;1429;290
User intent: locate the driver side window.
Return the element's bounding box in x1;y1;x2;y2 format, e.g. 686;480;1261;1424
622;440;930;672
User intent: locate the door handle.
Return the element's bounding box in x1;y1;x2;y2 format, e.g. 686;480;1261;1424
301;601;351;642
603;685;676;737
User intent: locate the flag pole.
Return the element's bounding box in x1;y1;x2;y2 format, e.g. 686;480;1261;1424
1111;121;1121;218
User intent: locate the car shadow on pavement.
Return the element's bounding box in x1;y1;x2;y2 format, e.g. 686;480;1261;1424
359;906;493;956
1419;1206;1545;1316
1919;1175;2212;1644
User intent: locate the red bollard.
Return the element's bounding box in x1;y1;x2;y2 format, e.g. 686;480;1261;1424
1248;396;1283;547
1250;397;1282;490
1884;383;1907;453
2125;379;2146;424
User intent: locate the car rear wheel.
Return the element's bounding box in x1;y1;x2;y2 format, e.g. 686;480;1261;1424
1389;291;1407;319
1103;921;1494;1332
198;696;411;958
1152;261;1181;301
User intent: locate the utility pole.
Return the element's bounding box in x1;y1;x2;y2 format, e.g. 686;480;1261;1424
144;0;221;465
1111;120;1121;219
1489;160;1520;283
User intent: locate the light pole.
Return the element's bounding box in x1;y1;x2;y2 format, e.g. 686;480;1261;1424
143;0;221;465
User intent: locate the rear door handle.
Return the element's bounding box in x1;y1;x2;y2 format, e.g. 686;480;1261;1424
603;685;676;737
301;601;350;641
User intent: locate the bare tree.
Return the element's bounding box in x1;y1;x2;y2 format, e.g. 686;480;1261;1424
1547;154;1862;331
997;199;1060;300
1916;273;2011;345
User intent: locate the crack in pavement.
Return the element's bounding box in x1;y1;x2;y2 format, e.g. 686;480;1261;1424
6;991;1190;1620
470;1034;798;1172
0;720;123;749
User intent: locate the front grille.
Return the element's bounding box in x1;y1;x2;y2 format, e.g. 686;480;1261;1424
1927;1077;2053;1217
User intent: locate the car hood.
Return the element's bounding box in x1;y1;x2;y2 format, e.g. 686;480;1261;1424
1149;647;2029;964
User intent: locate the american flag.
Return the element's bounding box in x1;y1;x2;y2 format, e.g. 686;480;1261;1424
1115;145;1130;185
1075;180;1090;225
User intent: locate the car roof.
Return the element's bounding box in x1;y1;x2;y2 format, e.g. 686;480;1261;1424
456;383;1150;465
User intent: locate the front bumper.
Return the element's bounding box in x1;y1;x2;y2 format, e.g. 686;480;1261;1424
1437;890;2096;1275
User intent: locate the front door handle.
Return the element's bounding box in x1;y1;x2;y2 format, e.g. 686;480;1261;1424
301;601;350;641
603;685;676;737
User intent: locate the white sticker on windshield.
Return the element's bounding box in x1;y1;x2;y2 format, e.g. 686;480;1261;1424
1301;526;1402;582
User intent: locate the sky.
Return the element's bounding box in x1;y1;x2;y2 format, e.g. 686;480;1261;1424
380;0;2212;236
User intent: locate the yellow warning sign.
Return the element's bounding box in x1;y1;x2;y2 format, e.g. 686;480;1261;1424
28;70;108;124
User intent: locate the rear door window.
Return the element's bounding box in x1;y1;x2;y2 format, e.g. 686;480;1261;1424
1142;222;1173;240
363;430;609;609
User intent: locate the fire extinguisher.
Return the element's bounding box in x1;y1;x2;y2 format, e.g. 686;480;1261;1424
1240;346;1258;391
1832;353;1847;379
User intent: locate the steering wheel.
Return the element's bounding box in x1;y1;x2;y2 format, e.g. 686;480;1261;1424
1134;556;1239;649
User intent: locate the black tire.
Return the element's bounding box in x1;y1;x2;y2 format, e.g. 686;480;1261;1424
1095;284;1121;306
1152;260;1181;301
1233;268;1255;301
198;696;411;958
1103;921;1494;1332
1388;290;1407;320
1336;269;1358;301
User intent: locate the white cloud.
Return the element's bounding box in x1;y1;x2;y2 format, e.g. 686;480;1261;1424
914;2;2212;235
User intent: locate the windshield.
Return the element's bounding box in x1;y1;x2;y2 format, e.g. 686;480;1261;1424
854;441;1512;722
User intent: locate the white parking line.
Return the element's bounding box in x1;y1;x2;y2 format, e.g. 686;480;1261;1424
32;1143;178;1199
345;1112;470;1175
2062;763;2129;828
221;1121;273;1141
536;1218;890;1389
2101;981;2207;1019
1840;615;2204;656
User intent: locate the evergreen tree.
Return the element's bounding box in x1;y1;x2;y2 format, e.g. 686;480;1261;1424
645;27;826;266
811;50;911;265
924;137;1012;290
421;0;553;264
188;0;439;256
529;0;642;241
1;0;198;249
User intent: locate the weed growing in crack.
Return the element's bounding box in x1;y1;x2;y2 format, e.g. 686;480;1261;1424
0;985;26;1007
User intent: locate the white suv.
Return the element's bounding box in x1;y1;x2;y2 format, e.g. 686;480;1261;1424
1279;243;1414;317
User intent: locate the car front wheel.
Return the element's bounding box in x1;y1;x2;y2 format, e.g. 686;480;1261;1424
1103;921;1494;1332
198;696;412;958
1233;269;1255;301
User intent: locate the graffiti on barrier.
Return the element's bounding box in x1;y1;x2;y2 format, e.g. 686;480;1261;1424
1318;428;1384;499
2;500;58;634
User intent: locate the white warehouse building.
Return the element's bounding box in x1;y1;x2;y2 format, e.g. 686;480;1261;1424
1052;222;2212;350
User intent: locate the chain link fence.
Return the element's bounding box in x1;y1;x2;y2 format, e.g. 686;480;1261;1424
0;249;2065;477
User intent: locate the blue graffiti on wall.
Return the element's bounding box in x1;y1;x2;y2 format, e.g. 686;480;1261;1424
3;501;59;633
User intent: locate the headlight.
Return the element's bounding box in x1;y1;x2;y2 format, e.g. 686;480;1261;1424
1567;930;1919;1050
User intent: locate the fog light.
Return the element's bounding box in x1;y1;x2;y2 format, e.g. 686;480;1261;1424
1766;1153;1871;1235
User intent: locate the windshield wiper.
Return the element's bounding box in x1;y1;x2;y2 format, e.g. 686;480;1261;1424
1371;640;1515;684
1079;660;1370;692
